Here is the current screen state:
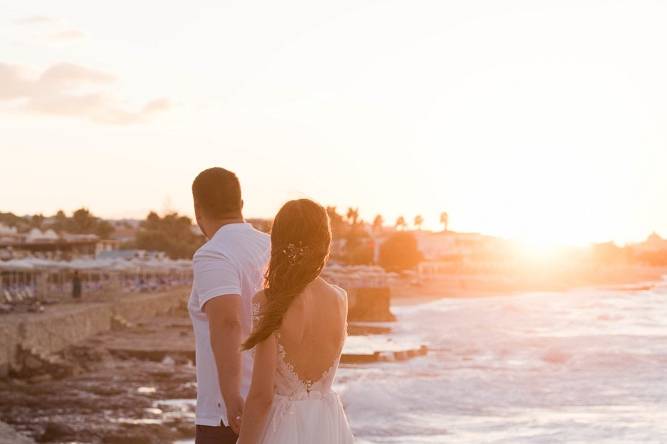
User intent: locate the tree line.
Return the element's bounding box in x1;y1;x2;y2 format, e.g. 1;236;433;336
1;207;454;271
0;209;114;239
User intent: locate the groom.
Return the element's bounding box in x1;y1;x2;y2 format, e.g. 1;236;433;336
188;167;270;443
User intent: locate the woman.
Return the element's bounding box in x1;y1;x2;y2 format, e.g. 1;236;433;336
238;199;354;444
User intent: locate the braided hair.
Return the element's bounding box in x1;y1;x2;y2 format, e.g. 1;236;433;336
242;199;331;350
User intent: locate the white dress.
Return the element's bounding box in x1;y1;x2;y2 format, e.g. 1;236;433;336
257;319;354;443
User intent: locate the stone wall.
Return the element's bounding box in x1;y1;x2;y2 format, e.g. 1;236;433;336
112;290;187;323
1;285;392;376
0;288;189;377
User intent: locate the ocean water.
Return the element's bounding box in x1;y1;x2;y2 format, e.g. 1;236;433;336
338;284;667;443
175;283;667;443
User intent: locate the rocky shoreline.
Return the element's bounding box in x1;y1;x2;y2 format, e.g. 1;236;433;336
0;311;421;443
0;285;422;443
0;311;197;444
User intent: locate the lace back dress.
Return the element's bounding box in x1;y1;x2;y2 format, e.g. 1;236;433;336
255;292;354;444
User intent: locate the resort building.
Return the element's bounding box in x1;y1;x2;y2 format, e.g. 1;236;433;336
0;228;99;259
0;224;21;244
413;230;511;280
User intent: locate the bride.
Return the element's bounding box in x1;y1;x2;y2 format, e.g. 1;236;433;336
238;199;354;444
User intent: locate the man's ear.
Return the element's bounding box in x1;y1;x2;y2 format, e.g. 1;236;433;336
193;202;205;226
240;199;244;210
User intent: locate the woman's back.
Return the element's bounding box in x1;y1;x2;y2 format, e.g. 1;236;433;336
274;278;347;397
250;278;353;444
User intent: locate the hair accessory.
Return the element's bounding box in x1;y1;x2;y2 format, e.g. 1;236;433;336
282;242;307;265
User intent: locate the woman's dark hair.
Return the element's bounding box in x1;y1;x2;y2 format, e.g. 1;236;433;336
242;199;331;350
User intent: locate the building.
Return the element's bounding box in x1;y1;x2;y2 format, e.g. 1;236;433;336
0;228;99;259
0;224;21;244
412;230;511;279
109;219;141;244
96;239;122;255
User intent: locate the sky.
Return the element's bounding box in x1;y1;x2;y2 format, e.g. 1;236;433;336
1;0;666;246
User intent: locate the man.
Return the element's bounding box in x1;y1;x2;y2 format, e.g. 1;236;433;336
72;270;82;300
188;167;270;443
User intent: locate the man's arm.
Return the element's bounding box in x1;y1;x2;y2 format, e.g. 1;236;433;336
193;248;244;431
204;295;244;433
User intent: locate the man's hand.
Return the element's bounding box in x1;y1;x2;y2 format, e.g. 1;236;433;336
226;393;245;434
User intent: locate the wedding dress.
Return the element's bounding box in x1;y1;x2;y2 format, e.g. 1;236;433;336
255;293;354;444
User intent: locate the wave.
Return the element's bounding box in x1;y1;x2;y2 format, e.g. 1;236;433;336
340;289;667;442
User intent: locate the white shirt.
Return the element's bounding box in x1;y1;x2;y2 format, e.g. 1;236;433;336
188;222;270;427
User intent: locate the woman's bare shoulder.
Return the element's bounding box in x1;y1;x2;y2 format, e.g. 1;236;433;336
318;278;348;305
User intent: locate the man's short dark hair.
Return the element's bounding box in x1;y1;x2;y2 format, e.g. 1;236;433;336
192;167;242;218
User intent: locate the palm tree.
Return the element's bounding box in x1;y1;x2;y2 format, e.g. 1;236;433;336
414;215;424;231
440;212;449;232
372;214;384;233
395;215;406;231
346;207;360;225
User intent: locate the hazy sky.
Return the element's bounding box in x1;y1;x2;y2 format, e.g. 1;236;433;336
2;0;666;245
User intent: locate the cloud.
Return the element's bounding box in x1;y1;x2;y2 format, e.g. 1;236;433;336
50;29;85;41
14;15;54;25
13;15;85;42
0;62;170;125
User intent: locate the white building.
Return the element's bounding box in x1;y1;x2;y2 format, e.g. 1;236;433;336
0;224;20;243
413;230;510;279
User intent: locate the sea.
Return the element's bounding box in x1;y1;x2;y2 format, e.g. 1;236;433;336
178;282;667;443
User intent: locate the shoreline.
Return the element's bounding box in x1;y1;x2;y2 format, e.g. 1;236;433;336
0;311;197;443
391;265;667;306
2;266;666;442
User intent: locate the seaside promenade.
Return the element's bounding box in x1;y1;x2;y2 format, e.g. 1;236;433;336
0;288;189;377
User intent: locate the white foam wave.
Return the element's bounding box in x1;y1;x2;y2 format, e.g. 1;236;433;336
340;289;667;442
